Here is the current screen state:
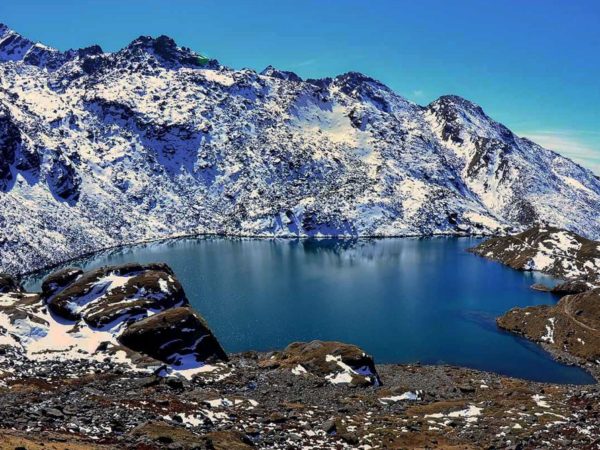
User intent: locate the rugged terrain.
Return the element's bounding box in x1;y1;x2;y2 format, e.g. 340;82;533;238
470;226;600;283
1;349;600;450
1;24;600;276
471;227;600;382
1;264;599;449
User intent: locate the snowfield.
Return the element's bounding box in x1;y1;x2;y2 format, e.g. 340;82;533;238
1;24;600;275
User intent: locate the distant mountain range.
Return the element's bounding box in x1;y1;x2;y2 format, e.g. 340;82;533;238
1;24;599;275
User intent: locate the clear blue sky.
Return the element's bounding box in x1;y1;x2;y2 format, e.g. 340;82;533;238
2;0;599;173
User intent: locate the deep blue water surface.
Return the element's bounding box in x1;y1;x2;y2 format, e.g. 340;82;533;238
24;237;595;384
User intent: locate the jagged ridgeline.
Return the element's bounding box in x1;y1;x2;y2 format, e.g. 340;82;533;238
1;23;599;275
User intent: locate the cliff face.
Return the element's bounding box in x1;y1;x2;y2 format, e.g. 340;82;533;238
1;24;600;275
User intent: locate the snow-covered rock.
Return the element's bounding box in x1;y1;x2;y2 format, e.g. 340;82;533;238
469;226;600;282
1;24;599;275
0;263;226;375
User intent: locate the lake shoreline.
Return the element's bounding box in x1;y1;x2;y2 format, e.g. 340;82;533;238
18;236;596;386
15;230;497;280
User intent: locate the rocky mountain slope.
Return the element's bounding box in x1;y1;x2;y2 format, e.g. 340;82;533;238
1;24;600;275
1;263;599;449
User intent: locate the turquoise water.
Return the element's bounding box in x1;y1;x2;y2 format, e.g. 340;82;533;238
24;237;595;384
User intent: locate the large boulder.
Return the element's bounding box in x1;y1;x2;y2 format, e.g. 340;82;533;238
46;263;187;327
268;340;381;387
41;267;83;298
118;306;227;364
0;273;22;293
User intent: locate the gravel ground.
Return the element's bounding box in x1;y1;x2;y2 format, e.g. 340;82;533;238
1;346;599;449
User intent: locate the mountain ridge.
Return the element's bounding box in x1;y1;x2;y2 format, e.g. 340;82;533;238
1;24;599;275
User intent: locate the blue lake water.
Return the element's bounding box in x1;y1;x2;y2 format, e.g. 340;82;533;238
24;237;595;384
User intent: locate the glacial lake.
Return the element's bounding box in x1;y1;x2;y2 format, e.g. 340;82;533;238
24;237;595;384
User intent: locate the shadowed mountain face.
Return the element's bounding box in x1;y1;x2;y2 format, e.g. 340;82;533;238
1;24;599;275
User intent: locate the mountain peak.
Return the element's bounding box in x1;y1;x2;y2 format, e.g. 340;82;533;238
334;71;387;89
427;95;491;129
127;34;176;51
260;65;302;82
76;44;103;58
430;95;485;114
0;24;36;62
122;34;211;68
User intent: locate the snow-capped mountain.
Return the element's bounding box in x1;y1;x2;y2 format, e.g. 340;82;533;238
1;24;599;275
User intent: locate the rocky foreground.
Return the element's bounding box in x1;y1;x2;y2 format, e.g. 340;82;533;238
1;348;599;450
1;259;600;449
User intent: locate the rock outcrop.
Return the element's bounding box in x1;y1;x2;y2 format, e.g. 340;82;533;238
45;263;187;326
266;340;381;387
119;306;228;364
532;278;595;295
498;288;600;363
40;267;83;298
0;263;225;371
470;226;600;282
473;227;600;372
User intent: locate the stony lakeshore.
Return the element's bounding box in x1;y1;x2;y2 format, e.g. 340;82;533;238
0;226;600;449
470;226;600;381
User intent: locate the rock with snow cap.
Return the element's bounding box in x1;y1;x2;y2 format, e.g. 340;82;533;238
46;263;187;326
41;267;83;298
118;306;228;365
268;340;381;387
0;273;22;293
